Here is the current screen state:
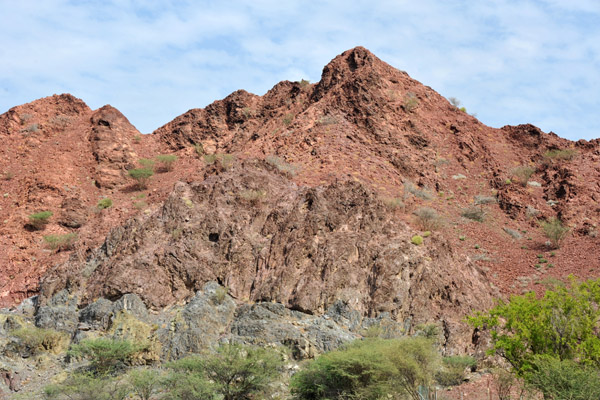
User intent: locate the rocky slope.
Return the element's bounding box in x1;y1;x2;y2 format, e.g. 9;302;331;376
1;46;599;396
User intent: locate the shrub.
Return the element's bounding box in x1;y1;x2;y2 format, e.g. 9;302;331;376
448;97;461;108
28;211;53;229
544;149;576;161
411;235;423;245
540;217;569;248
413;207;442;231
474;195;497;205
512;165;535;187
403;92;419;112
282;113;294;126
12;326;68;355
266;155;298;176
97;198;113;209
204;153;235;169
126;368;162;400
461;206;485;222
44;372;129;400
404;181;433;200
525;356;600;400
238;189;267;204
43;233;77;251
381;197;404;210
128;168;154;189
155;154;177;172
213;286;228;304
69;338;145;375
468;277;600;373
194;143;204;157
436;355;476;387
290;337;440;400
167;344;283;400
138;158;155;169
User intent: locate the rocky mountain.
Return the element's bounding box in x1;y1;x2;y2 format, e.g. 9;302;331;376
1;46;599;395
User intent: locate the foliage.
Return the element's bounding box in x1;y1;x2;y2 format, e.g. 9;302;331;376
525;355;600;400
381;196;404;210
461;206;485;222
44;373;129;400
128;168;154;189
403;92;419;112
97;197;113;209
435;355;476;387
28;211;53;229
68;338;145;375
138;158;155;168
512;165;535;187
413;207;443;231
11;326;68;355
468;277;600;374
161;371;215;400
167;343;283;400
540;217;569;248
194;143;204;157
156;154;178;172
204;153;236;169
290;337;440;400
403;181;433;200
474;195;497;205
544;149;576;161
43;233;77;251
266;155;298;176
126;368;162;400
411;235;424;245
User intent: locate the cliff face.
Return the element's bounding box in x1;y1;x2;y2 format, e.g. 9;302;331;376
1;47;599;355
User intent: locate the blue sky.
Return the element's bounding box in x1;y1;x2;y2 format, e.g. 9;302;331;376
1;1;598;140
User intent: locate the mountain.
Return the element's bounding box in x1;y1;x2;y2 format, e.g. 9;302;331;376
1;46;599;355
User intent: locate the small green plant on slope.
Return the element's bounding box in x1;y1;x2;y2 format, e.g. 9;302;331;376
266;155;298;176
155;154;178;172
11;326;68;355
544;148;576;161
68;337;145;375
540;217;569;248
97;197;113;209
28;211;53;230
128;168;154;190
137;158;155;169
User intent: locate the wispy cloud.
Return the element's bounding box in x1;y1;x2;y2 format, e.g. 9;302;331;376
1;1;598;139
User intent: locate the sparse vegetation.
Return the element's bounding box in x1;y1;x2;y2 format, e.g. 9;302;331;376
97;197;113;209
138;158;155;169
128;168;154;189
413;207;443;231
11;326;68;355
204;153;235;169
194;143;204;157
28;211;53;229
155;154;177;171
381;196;404;210
461;206;485;222
435;355;476;387
544;148;576;161
411;235;424;245
43;233;77;251
540;217;569;248
68;338;146;375
512;165;535;187
448;97;461;108
404;181;433;200
403;92;419;112
266;155;298;176
238;189;267;204
282;113;294;126
474;195;497;205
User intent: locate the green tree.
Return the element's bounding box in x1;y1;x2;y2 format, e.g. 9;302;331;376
128;168;154;190
525;356;600;400
44;373;129;400
126;368;161;400
469;277;600;373
290;337;440;400
166;343;283;400
68;338;145;375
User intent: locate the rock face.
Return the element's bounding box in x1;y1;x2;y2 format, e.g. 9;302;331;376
40;160;495;351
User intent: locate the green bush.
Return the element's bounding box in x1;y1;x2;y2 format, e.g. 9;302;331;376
43;233;77;251
128;168;154;189
69;338;145;375
44;372;129;400
290;337;440;400
97;198;113;209
411;235;424;245
468;277;600;373
126;368;162;400
28;210;53;229
436;355;476;387
544;149;576;161
166;343;283;400
156;154;178;172
525;356;600;400
12;326;68;355
138;158;155;169
540;217;569;248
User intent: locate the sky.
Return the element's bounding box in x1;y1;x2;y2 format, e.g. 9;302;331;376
1;1;599;140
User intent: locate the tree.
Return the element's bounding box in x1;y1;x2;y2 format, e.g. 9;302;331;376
126;368;161;400
468;277;600;373
166;343;283;400
68;338;145;375
44;373;129;400
290;337;440;400
128;168;154;190
525;356;600;400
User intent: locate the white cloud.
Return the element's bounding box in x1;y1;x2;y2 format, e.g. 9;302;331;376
0;1;598;139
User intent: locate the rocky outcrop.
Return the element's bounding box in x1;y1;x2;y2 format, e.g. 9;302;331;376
40;160;495;351
89;105;139;188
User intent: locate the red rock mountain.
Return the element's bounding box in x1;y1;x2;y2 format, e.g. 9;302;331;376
2;47;599;324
